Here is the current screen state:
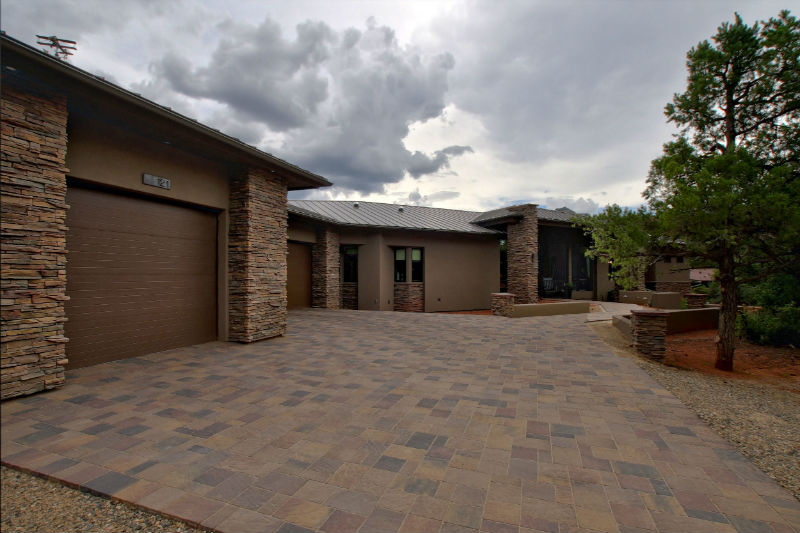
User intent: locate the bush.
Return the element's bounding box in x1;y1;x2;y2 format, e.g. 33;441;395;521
740;306;800;346
691;281;721;303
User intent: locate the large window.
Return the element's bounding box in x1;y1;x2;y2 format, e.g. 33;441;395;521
411;248;424;282
341;245;358;283
394;248;406;282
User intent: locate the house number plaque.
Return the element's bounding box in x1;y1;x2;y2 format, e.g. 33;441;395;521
142;173;171;190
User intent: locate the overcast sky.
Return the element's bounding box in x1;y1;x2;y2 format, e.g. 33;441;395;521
1;0;790;212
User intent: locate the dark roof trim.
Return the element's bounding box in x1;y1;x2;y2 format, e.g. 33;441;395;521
1;33;331;190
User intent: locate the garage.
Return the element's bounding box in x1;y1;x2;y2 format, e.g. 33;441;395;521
287;241;312;308
65;185;218;369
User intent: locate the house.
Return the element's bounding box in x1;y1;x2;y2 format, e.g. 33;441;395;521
0;34;330;399
285;201;617;312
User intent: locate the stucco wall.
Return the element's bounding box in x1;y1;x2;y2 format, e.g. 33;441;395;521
66;116;229;209
650;257;690;282
359;230;499;312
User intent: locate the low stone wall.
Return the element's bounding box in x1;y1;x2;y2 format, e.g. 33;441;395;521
341;282;358;310
684;293;708;309
666;308;719;333
491;293;515;317
655;280;692;294
612;315;632;340
631;310;667;362
511;301;590;318
394;282;424;312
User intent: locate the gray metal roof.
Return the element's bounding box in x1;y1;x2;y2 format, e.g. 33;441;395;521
288;201;581;233
288;201;500;234
538;207;578;223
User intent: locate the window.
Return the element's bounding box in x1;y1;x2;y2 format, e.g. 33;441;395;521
394;248;406;282
411;248;424;282
677;256;684;263
341;245;358;283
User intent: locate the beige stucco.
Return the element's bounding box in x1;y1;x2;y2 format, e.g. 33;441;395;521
650;257;691;282
287;219;318;243
65;115;231;339
335;228;500;312
596;260;616;299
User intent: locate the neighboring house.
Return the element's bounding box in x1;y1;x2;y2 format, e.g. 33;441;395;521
646;255;693;293
286;201;617;312
0;34;330;399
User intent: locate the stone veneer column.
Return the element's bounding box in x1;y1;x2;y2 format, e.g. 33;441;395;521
506;204;539;304
631;310;668;362
1;82;70;399
228;168;288;342
312;227;340;309
491;293;515;317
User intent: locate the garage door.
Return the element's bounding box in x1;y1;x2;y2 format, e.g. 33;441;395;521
287;242;312;308
65;186;218;369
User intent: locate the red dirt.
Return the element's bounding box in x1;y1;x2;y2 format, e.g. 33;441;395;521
665;329;800;393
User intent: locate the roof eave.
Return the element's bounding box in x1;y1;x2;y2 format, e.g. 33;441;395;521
1;33;331;190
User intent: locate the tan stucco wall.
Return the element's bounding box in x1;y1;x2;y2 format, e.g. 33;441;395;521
596;260;616;299
288;219;318;243
650;258;690;282
65;116;231;339
337;228;500;312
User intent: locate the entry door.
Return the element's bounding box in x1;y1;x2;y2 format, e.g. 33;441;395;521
65;186;218;369
287;242;312;308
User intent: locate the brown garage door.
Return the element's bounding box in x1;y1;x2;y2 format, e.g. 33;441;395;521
287;242;312;308
65;185;218;369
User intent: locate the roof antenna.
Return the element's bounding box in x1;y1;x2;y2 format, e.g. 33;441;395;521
36;35;77;61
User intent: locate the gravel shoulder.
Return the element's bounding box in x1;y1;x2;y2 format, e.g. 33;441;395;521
1;466;204;533
591;321;800;501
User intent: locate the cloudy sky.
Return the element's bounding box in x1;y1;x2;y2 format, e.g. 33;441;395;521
1;0;789;212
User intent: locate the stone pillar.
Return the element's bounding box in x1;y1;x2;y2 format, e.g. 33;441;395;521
228;168;288;342
685;293;708;309
631;310;668;362
507;204;539;304
393;283;424;312
1;80;70;399
312;227;340;309
491;293;515;317
655;281;692;294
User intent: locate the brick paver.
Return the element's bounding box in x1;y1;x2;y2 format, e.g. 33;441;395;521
2;309;798;532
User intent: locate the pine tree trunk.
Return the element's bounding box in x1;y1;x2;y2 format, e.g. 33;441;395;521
715;262;737;371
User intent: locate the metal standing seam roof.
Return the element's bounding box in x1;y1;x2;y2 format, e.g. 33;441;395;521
288;201;584;234
288;201;500;234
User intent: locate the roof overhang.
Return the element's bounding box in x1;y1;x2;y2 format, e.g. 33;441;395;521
1;33;331;191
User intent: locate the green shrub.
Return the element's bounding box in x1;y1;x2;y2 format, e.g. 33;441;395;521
740;306;800;346
692;281;721;303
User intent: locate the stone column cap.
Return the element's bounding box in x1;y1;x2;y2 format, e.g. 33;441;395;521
631;309;670;317
492;292;515;296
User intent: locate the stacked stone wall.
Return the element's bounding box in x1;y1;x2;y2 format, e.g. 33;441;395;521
1;81;69;399
341;282;358;310
394;283;424;312
312;228;340;309
631;310;668;362
685;293;708;309
507;204;538;303
491;293;515;317
655;280;692;294
228;169;288;342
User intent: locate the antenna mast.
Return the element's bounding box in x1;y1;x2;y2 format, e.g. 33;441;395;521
36;35;77;60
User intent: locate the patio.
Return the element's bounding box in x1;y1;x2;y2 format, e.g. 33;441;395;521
2;309;798;532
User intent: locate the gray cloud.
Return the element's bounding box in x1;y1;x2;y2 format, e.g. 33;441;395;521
539;197;602;215
400;188;461;206
140;16;470;192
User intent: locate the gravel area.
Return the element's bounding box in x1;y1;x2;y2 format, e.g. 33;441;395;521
591;321;800;501
1;466;205;533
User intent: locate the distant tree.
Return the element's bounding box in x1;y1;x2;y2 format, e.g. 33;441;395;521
574;205;653;291
645;11;800;370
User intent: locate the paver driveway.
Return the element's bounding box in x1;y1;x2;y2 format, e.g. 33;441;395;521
2;309;798;532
